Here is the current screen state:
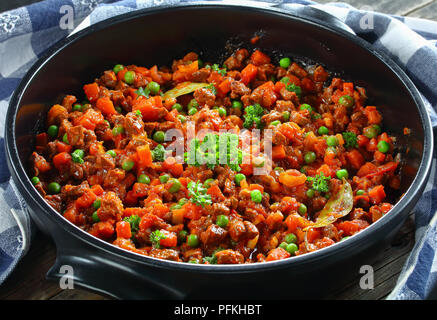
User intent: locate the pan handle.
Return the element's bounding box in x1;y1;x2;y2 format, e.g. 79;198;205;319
272;3;356;35
45;232;185;299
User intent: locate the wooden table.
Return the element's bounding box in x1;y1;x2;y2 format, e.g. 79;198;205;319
0;0;435;300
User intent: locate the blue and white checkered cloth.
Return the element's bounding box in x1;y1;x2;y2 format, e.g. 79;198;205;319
0;0;436;299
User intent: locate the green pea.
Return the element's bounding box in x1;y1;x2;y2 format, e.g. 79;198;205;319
92;199;101;209
282;111;290;122
153;131;165;143
188;99;198;109
92;211;100;222
47;125;59;138
62;133;69;144
286;243;298;255
187;234;199;247
356;189;365;195
336;169;349;180
178;115;187;123
298;203;307;215
122;159;134;171
318;126;329;135
188;107;198;116
204;178;215;189
300;104;313;113
115;106;122;113
138;174;151;184
341;236;350;241
172;103;183;112
178;230;188;243
124;71;135;84
31;176;40;185
113;64;124;74
270;120;281;126
48;182;61;194
216;215;229;228
280;76;290;84
72;149;85;158
106;150;117;158
251;189;263;203
279;242;288;250
363;125;381;139
218;107;227;117
112;126;124;136
304;151;316;164
159;174;170;183
168;179;182;193
171;203;182;210
326;136;339;147
306;189;315;198
72;104;83;112
377;140;390;153
234;173;246;186
232;100;243;110
284;233;297;244
279;57;291;69
179;198;188;206
147;81;160;95
339;95;355;108
188;259;199;264
274;167;285;173
104;120;111;128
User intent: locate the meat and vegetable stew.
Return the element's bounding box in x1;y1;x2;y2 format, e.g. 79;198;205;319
30;47;401;264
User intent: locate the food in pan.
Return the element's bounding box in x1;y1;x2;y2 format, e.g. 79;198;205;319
30;48;400;264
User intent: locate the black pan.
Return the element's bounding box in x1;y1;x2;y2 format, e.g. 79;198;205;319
4;2;434;299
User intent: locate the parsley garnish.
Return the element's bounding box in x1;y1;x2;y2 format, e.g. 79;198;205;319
342;132;358;149
135;109;142;117
150;230;166;248
206;83;217;95
187;181;212;208
286;83;302;98
135;87;150;98
307;172;331;193
211;64;227;76
202;247;225;264
243;104;265;129
123;215;141;235
152;144;166;162
185;133;243;171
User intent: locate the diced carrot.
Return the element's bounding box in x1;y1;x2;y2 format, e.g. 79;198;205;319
162;157;183;177
76;190;97;209
132;182;149;198
249;184;264;193
172;207;185;225
265;211;283;230
266;247;290;261
357;162;377;177
217;79;231;96
369;185;386;204
73;108;104;130
47;104;67;126
374;150;386;162
136;144;153;169
272;145;286;160
364;106;382;125
159;230;177;247
91;184;104;196
306;228;322;243
83;83;100;103
241;63;258;85
56;141;72;153
301;77;315;92
207;184;226;202
88;221;114;239
116;221;132;239
250;50;271;66
132;96;163;121
343;82;354;95
52;152;71;170
96;97;117;116
346;149;364;170
337;219;369;236
182;202;202;220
